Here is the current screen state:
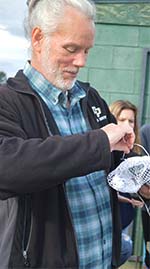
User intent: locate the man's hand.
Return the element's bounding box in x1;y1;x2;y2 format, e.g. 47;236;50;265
130;198;144;208
101;123;135;153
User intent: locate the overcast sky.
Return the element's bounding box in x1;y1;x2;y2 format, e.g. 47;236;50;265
0;0;29;78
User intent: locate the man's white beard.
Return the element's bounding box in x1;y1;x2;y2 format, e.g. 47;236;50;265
45;66;76;91
41;47;76;91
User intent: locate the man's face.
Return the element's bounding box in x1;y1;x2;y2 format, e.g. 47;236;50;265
39;6;95;91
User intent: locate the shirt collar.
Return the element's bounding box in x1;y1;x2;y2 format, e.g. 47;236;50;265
23;61;86;107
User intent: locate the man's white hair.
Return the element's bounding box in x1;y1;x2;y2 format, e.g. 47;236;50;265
25;0;96;40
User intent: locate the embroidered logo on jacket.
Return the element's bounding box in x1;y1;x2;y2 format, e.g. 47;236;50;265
92;106;107;123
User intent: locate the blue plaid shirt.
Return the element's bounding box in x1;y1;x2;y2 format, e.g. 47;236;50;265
23;62;112;269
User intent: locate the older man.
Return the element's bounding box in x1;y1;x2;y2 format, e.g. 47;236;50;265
0;0;134;268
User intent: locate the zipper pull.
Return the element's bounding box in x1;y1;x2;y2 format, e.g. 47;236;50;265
23;250;30;267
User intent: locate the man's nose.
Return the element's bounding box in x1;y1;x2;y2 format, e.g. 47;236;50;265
73;52;87;68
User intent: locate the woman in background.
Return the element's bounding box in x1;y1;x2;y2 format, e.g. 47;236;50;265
110;100;141;154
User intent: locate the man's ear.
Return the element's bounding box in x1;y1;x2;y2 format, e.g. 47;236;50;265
31;27;44;52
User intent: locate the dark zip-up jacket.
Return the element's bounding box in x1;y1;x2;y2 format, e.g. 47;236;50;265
0;71;121;268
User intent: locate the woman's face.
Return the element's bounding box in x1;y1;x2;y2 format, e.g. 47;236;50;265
117;109;135;129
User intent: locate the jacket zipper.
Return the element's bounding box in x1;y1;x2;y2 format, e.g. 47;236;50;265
20;94;50;267
21;94;79;266
22;197;33;267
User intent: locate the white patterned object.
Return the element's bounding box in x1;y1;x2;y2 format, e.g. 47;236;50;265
107;156;150;193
